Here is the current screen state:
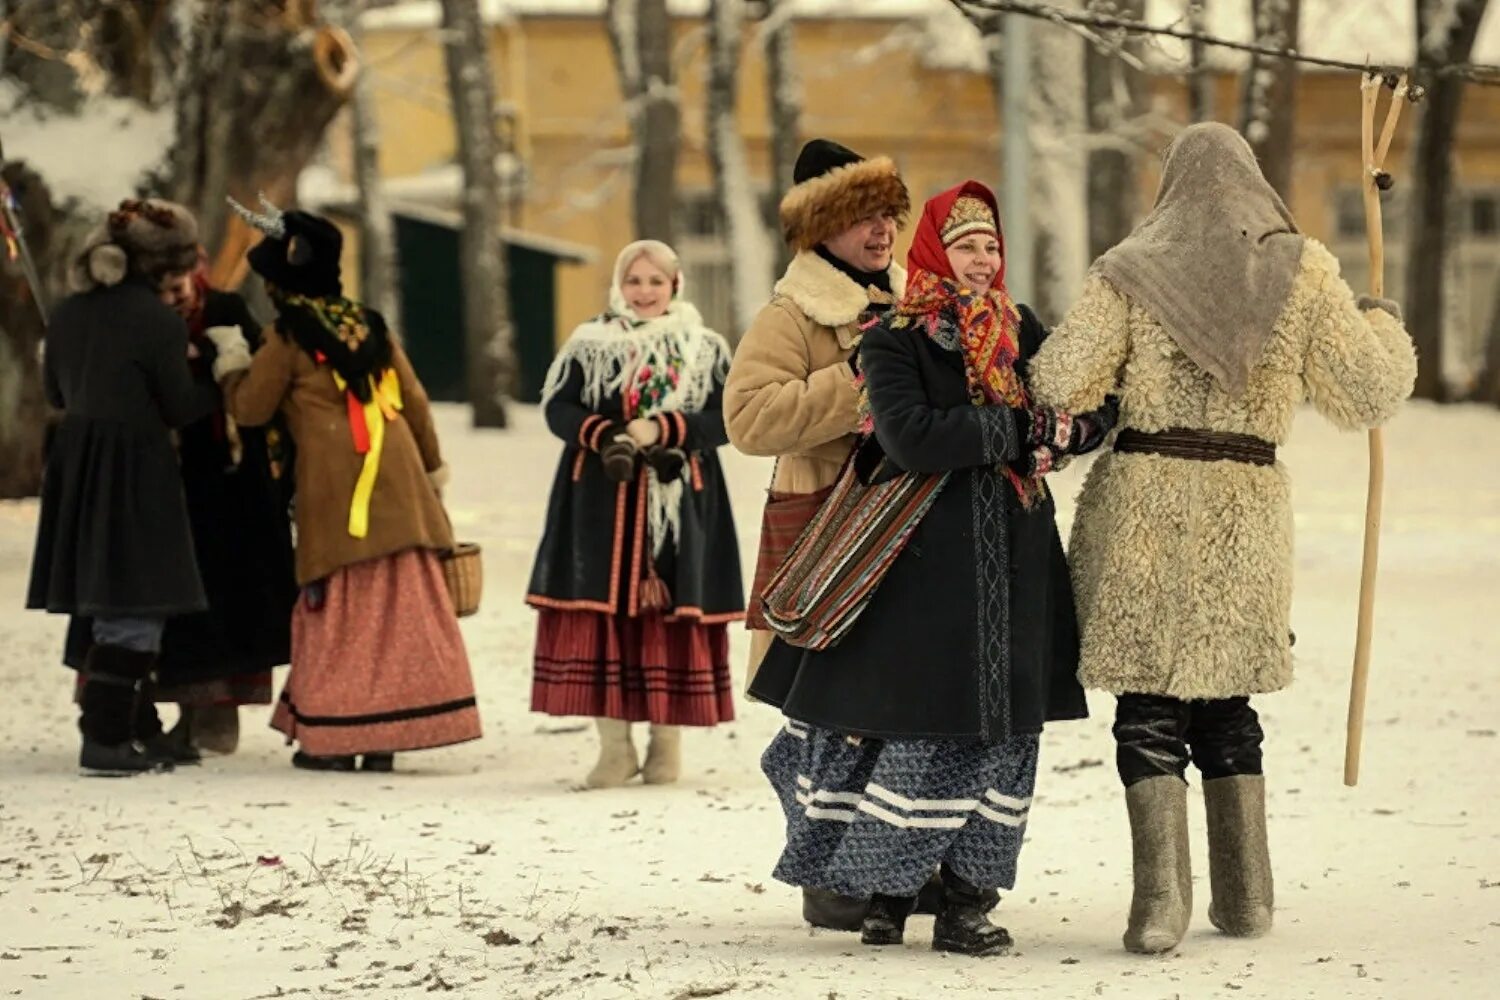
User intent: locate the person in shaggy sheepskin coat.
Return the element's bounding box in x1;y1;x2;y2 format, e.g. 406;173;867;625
1028;122;1418;955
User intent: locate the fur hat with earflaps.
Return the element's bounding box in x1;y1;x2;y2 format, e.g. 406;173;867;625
69;198;200;292
778;139;911;252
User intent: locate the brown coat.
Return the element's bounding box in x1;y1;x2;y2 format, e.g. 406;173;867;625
222;331;453;586
723;249;906;679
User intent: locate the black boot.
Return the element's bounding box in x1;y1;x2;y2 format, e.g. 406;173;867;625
914;870;999;915
801;887;867;932
360;752;395;773
932;866;1011;956
137;683;199;765
292;751;357;771
860;893;915;947
78;646;172;777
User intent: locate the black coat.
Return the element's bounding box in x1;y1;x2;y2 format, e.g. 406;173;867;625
62;291;298;683
749;305;1108;742
527;356;745;620
27;279;213;618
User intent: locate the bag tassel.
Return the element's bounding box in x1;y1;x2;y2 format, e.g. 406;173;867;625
639;512;673;612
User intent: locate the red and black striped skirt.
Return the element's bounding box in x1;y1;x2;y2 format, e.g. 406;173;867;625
531;609;734;727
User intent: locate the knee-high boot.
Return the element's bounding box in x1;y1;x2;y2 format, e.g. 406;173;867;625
79;645;171;776
1123;776;1192;954
1203;775;1274;937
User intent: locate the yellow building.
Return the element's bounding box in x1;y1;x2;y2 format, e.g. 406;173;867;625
329;1;1500;386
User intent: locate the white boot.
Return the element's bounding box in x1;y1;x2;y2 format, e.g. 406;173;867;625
584;718;639;788
641;724;682;785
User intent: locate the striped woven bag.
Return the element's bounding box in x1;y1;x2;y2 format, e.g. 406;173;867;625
759;448;949;651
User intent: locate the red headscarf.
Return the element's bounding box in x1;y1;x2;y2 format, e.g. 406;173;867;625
905;179;1006;289
891;180;1042;505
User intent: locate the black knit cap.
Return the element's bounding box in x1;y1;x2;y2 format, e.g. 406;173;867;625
247;210;344;298
793;138;865;185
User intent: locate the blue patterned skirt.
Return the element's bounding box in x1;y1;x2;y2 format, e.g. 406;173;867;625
762;720;1040;898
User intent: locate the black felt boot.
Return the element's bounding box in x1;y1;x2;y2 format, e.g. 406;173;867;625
931;866;1012;956
78;646;172;777
860;893;915;947
138;683;199;765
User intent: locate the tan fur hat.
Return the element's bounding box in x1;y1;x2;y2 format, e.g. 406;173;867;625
69;198;200;292
778;139;910;252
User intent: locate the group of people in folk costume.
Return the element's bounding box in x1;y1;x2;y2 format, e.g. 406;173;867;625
29;196;480;776
526;125;1414;957
27;118;1415;958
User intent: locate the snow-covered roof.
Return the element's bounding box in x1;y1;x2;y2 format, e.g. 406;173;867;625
363;0;1500;71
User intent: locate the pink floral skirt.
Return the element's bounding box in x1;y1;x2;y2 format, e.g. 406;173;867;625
271;549;482;756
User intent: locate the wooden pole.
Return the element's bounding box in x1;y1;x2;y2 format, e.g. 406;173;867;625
1345;72;1407;787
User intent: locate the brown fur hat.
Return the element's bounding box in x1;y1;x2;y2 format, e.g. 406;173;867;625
69;198;200;292
778;140;910;252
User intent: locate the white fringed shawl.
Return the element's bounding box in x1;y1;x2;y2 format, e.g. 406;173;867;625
541;299;731;556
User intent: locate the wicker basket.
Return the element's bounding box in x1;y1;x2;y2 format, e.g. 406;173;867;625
440;542;483;617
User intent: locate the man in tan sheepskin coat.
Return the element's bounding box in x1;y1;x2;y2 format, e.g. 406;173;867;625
724;138;911;930
1029;123;1417;956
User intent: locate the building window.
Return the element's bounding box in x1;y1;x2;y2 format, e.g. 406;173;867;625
672;190;776;337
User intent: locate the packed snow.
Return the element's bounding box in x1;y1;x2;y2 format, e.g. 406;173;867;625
0;400;1496;999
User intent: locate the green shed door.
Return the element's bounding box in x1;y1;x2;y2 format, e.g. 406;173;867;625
394;213;560;405
394;214;465;402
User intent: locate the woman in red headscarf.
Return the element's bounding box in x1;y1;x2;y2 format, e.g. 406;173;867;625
750;181;1117;955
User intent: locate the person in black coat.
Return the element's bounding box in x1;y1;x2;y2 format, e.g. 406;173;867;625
749;182;1117;955
61;244;297;758
27;199;220;776
527;240;744;788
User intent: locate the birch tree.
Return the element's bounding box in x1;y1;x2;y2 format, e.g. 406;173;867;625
706;0;774;340
336;1;401;325
1405;0;1492;401
606;0;680;244
1084;0;1147;261
440;0;515;427
1025;0;1089;322
760;0;801;275
1237;0;1301;201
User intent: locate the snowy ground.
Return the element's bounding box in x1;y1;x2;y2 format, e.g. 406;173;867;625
1;402;1496;1000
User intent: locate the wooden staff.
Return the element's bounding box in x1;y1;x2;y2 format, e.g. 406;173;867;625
1345;71;1410;787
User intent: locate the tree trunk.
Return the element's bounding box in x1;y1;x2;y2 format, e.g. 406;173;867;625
0;0;353;494
1238;0;1301;201
337;5;401;326
441;0;515;428
1027;0;1088;323
1084;0;1146;262
762;0;801;276
1187;0;1214;122
706;0;773;341
1471;275;1500;406
1405;0;1490;402
166;0;358;289
0;162;69;499
607;0;680;244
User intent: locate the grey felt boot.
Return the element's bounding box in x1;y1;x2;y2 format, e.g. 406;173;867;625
1203;775;1274;937
1123;775;1192;954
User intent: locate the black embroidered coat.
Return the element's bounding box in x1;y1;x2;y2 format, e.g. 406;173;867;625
62;291;298;686
749;305;1114;742
526;357;745;622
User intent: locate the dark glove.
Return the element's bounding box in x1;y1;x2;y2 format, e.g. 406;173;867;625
1013;405;1075;451
1356;295;1403;321
599;425;638;483
644;445;686;484
1008;444;1070;479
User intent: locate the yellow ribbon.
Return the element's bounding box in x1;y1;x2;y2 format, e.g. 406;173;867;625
332;368;403;538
